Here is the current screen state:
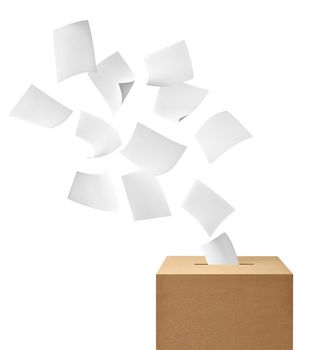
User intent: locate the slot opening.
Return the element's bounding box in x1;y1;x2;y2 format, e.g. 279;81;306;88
194;263;255;266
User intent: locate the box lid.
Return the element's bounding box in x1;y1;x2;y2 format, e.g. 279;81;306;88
157;256;292;275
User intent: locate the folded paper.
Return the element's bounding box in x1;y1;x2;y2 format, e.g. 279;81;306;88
144;41;193;86
10;85;73;128
68;172;118;211
182;180;234;236
76;111;121;157
196;111;252;163
201;233;238;265
121;123;186;175
89;52;134;114
122;171;171;220
154;83;208;122
54;20;96;82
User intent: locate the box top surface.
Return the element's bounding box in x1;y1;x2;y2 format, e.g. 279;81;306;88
157;256;292;275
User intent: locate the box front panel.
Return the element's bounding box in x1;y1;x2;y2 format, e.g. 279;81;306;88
157;274;292;350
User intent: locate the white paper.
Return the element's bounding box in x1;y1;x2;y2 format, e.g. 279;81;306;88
121;123;186;175
182;180;234;236
144;41;193;86
68;172;118;211
201;233;238;265
76;111;121;157
54;20;96;82
10;85;73;128
122;171;171;220
196;111;252;163
154;83;208;122
89;52;134;114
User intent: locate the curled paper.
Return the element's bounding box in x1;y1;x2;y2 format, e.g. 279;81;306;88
201;233;238;265
196;111;252;163
144;41;193;86
89;52;134;114
154;83;208;122
122;171;171;221
182;180;234;236
68;172;118;211
10;85;72;128
54;20;96;82
76;111;121;157
121;123;186;175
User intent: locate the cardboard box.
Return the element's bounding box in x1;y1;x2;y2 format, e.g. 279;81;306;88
156;256;293;350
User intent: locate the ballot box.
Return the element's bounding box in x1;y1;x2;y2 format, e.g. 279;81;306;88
156;256;293;350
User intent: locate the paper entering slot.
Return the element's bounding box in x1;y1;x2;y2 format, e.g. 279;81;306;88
201;233;238;265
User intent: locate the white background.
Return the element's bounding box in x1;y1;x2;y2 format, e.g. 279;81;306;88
0;0;309;348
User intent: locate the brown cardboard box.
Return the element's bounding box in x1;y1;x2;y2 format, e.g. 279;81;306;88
156;256;293;350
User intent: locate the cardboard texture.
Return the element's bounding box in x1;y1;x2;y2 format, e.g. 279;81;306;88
156;256;293;350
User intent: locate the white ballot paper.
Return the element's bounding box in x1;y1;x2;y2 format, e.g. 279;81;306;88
201;233;238;265
10;85;73;128
89;52;135;114
154;83;208;122
122;171;171;220
76;111;121;157
54;20;96;82
182;180;234;236
121;123;186;175
144;41;193;86
68;172;118;211
196;111;252;163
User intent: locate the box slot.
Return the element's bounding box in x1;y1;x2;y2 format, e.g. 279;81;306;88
194;263;255;265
